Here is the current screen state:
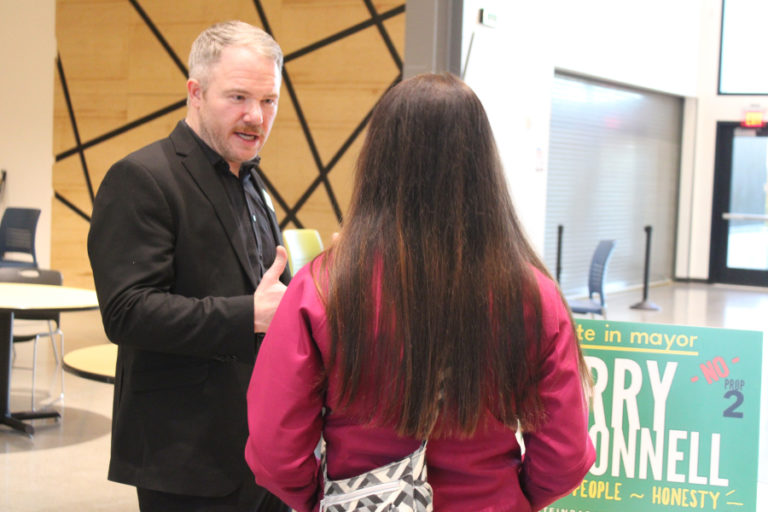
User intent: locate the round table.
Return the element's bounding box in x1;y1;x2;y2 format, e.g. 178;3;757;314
0;282;99;435
63;343;116;384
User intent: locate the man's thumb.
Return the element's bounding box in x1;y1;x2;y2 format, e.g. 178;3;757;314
263;246;288;281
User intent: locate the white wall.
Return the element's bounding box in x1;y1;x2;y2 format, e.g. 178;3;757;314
547;0;705;279
0;0;56;267
461;0;553;254
556;0;768;280
460;0;704;256
462;0;756;281
551;0;701;98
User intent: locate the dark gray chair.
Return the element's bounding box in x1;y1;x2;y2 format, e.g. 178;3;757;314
568;239;617;319
1;268;64;409
0;207;41;268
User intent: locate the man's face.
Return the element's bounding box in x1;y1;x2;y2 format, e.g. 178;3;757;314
187;45;280;174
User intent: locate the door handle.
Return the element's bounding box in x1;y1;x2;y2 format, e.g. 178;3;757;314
722;212;768;221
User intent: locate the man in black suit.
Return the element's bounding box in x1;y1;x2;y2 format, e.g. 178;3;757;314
88;21;291;511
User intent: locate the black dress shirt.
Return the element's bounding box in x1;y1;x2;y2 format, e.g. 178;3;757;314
182;121;277;281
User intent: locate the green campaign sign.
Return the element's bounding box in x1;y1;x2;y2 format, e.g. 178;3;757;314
546;319;763;512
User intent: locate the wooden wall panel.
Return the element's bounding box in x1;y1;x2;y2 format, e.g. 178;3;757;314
288;27;399;159
383;15;405;57
328;136;365;219
273;1;370;51
260;95;324;206
53;0;405;289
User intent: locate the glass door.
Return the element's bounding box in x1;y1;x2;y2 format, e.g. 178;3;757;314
710;122;768;286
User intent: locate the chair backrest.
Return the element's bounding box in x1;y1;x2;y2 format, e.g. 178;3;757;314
0;267;63;323
0;207;41;265
587;239;617;306
282;229;324;275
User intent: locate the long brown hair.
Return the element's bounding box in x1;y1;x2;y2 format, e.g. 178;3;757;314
319;73;583;438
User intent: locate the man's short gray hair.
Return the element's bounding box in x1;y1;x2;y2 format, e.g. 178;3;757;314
188;20;283;89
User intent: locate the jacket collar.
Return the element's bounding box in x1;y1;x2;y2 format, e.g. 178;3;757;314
169;121;260;289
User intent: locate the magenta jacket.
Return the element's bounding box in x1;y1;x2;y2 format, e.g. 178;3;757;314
246;261;595;512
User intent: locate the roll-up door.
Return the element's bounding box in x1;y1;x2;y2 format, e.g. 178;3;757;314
544;73;683;298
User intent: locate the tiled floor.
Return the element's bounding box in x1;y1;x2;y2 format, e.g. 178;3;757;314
1;307;134;511
1;281;767;511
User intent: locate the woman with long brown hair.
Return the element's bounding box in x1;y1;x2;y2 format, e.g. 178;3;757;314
245;73;594;511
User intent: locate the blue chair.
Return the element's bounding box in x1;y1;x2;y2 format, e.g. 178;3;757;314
0;207;41;268
568;239;617;319
1;267;65;409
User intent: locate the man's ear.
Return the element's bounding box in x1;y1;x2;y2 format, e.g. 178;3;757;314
187;79;202;106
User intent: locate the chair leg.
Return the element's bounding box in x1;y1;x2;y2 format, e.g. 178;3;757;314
54;329;64;403
13;324;65;410
49;321;60;362
31;335;39;410
44;321;64;405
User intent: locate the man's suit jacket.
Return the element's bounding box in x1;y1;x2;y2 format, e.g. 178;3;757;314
88;121;290;496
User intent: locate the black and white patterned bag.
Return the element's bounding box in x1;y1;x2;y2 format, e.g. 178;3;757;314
319;441;433;511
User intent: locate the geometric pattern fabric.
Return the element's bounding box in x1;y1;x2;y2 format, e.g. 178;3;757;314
320;440;433;511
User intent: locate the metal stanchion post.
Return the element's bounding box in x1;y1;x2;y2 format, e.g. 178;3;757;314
556;224;563;283
631;225;661;311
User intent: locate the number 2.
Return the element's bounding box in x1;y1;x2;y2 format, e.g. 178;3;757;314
723;390;744;418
